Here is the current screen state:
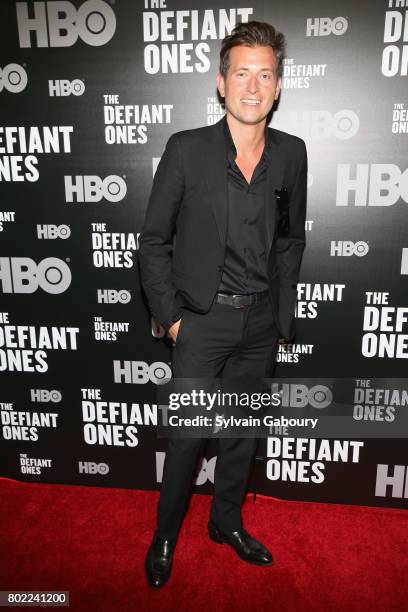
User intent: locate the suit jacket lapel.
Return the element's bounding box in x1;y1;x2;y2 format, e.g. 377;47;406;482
265;129;285;254
204;118;228;248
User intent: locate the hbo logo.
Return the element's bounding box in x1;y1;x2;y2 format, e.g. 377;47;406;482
330;241;369;257
49;79;85;96
194;457;217;485
0;63;27;93
0;257;71;294
133;361;172;385
37;224;71;239
78;461;109;475
65;175;127;203
16;0;116;48
30;389;62;403
156;453;216;485
306;17;348;37
97;289;131;304
336;164;408;206
273;384;333;409
290;110;359;141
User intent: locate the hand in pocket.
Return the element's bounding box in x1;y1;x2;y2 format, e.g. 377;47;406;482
168;317;182;343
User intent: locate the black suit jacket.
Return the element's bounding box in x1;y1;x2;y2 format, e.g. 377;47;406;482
139;117;308;341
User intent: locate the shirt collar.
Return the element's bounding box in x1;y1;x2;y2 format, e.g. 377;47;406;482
223;114;271;165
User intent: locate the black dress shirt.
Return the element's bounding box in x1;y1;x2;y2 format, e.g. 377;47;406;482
218;115;270;294
164;117;271;329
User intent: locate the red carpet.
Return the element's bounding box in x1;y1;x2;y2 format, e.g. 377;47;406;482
1;477;407;611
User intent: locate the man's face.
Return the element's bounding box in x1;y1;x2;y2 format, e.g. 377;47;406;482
216;44;282;126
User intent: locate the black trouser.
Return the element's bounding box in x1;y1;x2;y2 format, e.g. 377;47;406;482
156;294;280;540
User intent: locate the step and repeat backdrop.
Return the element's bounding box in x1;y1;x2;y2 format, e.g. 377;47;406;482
1;0;407;509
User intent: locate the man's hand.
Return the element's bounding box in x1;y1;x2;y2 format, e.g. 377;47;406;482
167;318;182;343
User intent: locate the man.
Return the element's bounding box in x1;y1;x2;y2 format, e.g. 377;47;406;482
139;21;307;588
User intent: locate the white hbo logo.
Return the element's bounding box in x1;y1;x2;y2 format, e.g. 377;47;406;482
30;389;62;402
336;164;408;206
278;384;333;409
48;79;85;96
37;224;71;239
97;289;131;304
318;110;358;140
306;16;348;37
0;63;28;93
16;0;116;48
78;461;109;475
0;257;71;294
330;241;369;257
156;453;216;485
291;110;359;140
64;175;127;203
195;457;217;485
133;361;171;385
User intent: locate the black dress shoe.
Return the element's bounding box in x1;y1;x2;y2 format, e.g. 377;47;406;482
208;520;273;566
144;534;176;588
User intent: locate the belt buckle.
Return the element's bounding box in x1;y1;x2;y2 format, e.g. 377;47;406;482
237;294;249;309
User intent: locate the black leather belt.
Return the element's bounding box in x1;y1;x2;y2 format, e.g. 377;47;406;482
214;291;269;308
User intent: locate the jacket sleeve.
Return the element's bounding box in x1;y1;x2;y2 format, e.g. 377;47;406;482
276;139;308;341
138;133;185;329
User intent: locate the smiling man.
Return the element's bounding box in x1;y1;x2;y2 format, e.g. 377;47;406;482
139;21;308;588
